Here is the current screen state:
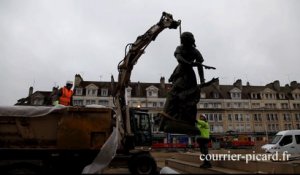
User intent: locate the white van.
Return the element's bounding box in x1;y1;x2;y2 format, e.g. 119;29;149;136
261;130;300;154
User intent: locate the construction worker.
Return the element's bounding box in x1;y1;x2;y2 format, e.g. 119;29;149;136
196;114;212;168
58;81;74;106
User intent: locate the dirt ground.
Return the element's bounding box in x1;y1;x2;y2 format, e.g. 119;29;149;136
102;147;275;174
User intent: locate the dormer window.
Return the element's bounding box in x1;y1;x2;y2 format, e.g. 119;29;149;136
279;93;284;99
230;87;241;99
87;89;97;96
251;93;258;99
213;92;219;99
101;88;108;96
76;88;83;95
85;84;99;97
146;85;158;98
126;87;132;97
261;88;276;100
294;93;300;100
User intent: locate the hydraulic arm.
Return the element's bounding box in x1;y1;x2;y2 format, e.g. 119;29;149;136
114;12;180;145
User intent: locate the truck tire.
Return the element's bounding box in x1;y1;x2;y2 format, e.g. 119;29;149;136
128;153;157;175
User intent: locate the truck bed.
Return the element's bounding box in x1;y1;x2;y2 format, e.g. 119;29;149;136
0;105;114;149
0;105;115;174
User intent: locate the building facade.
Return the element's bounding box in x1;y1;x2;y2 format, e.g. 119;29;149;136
72;74;300;138
17;74;300;140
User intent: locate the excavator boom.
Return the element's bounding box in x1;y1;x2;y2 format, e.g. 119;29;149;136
114;12;180;142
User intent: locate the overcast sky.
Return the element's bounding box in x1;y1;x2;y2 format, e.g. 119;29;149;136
1;0;300;105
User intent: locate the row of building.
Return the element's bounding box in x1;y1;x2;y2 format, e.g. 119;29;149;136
16;74;300;140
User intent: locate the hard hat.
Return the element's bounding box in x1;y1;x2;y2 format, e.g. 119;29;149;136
66;80;73;85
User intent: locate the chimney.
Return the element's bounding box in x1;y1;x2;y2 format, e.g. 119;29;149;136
273;80;280;91
234;79;242;90
212;78;220;90
291;81;298;89
160;76;166;96
29;86;33;97
160;77;165;88
136;81;141;97
74;74;83;87
111;75;115;96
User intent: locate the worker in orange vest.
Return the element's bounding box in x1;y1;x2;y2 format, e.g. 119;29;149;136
58;81;74;106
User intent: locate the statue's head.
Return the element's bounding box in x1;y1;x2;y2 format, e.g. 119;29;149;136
180;31;196;47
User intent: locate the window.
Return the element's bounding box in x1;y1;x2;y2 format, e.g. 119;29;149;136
279;135;293;146
279;94;285;99
209;114;213;121
160;102;164;107
271;135;282;144
251;93;258;99
213;92;219;99
281;103;289;109
293;104;300;109
228;114;232;121
254;114;258;121
101;89;108;96
284;114;291;121
294;93;300;100
245;115;250;121
213;103;220;108
218;114;223;121
296;135;300;144
295;114;300;121
239;114;243;121
210;125;214;132
275;114;278;121
252;103;260;109
231;91;241;99
214;114;218;121
134;113;150;132
153;102;157;107
146;86;158;98
204;103;208;108
76;88;83;95
254;114;262;121
227;103;231;108
73;100;83;106
87;89;98;96
235;114;239;121
86;100;91;105
33;98;43;105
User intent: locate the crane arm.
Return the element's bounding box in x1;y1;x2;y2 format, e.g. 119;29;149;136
114;12;180;139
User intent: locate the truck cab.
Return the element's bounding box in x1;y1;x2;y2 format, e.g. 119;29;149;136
130;108;152;147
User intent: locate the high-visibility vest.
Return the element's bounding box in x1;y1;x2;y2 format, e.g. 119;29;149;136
196;119;210;139
59;87;73;106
